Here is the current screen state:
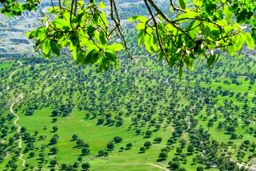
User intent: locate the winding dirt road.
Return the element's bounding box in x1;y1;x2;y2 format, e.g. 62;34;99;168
4;60;26;167
8;61;23;79
10;94;26;167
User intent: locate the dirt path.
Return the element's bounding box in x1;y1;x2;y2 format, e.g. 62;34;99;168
149;163;169;171
9;70;18;79
10;94;26;167
5;60;26;167
96;163;168;171
8;60;23;79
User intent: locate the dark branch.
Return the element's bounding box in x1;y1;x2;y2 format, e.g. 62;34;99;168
147;0;192;39
110;0;132;59
144;0;169;63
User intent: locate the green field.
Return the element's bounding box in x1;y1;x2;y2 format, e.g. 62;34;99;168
0;54;256;171
0;62;13;70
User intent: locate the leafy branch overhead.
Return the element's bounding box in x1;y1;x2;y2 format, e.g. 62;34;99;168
1;0;256;74
27;1;123;71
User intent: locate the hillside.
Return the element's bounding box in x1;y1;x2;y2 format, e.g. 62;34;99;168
0;0;256;171
1;54;256;170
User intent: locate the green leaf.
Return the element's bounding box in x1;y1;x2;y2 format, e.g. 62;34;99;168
150;34;158;52
193;0;202;6
27;30;37;39
144;34;152;53
75;12;85;23
99;55;110;71
178;65;183;78
128;16;148;22
223;6;232;22
87;25;96;36
85;50;99;64
235;33;244;50
207;55;217;67
53;19;70;31
99;1;107;8
76;49;85;64
50;40;60;56
99;31;107;45
228;45;235;56
26;26;45;39
245;32;255;50
105;51;118;69
99;12;108;25
72;46;78;60
105;51;116;61
216;20;228;27
138;30;145;45
136;23;145;30
178;0;187;10
42;39;51;56
108;43;124;51
170;6;174;13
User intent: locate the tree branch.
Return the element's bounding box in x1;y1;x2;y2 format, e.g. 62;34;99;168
110;0;132;59
58;0;62;9
169;0;185;12
146;0;192;39
144;0;169;63
50;0;55;10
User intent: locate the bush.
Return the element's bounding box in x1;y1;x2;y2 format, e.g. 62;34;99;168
81;147;90;155
81;162;90;171
113;136;122;143
139;147;146;153
153;137;162;143
144;141;152;149
144;130;152;138
168;161;180;170
197;166;204;171
97;149;108;157
158;152;167;160
126;143;133;150
107;142;114;151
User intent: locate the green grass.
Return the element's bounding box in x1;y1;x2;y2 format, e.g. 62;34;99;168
18;109;173;169
17;108;221;170
0;62;13;70
1;55;256;170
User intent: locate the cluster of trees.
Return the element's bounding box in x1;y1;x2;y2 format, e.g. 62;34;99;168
0;10;256;168
1;51;256;170
1;53;255;170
